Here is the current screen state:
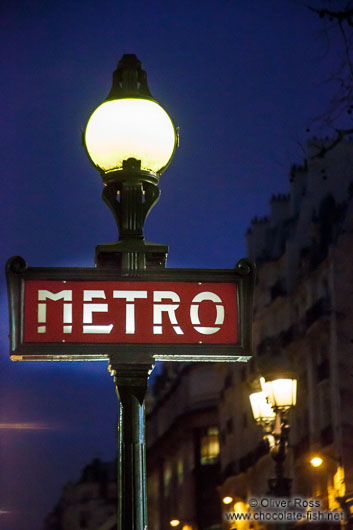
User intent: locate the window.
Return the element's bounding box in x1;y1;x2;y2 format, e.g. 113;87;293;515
317;358;330;382
242;412;248;428
177;457;184;485
79;512;88;529
224;371;233;388
200;427;220;465
226;418;233;434
163;461;172;496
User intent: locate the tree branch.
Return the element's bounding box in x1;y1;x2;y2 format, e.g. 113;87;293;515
308;6;353;26
310;128;353;159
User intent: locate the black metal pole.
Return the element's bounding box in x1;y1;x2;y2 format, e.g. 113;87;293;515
109;361;153;530
266;415;291;530
96;155;168;530
88;54;171;530
267;415;291;497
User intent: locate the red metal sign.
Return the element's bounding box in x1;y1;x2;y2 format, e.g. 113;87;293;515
24;280;238;344
6;257;254;362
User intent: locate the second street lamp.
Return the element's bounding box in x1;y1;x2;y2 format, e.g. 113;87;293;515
249;367;297;498
261;370;297;498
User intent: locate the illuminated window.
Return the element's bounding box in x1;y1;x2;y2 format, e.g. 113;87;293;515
177;457;184;485
200;427;220;465
148;472;159;501
164;461;172;496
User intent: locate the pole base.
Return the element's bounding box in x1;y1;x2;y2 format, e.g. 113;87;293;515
267;477;292;497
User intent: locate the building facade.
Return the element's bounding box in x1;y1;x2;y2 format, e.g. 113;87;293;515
44;138;353;530
218;139;353;527
146;362;223;530
44;458;117;530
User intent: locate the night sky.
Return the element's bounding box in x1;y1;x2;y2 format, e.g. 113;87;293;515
0;1;344;529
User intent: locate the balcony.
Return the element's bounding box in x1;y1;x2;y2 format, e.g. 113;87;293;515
221;440;269;480
293;435;309;459
305;297;331;329
270;280;287;302
320;425;334;446
256;336;280;357
317;358;330;382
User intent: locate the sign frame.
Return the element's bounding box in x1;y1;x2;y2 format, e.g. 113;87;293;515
6;256;255;363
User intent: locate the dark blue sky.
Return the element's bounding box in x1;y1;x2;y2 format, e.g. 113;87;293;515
0;1;342;529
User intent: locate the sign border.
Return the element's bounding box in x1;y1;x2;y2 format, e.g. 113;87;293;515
6;256;255;363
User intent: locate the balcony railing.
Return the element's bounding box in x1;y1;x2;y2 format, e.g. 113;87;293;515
305;297;331;328
256;297;331;357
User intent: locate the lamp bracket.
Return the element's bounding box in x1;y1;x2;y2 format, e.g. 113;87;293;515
102;178;160;242
96;160;168;271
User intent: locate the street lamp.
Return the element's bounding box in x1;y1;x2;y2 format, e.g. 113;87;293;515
83;54;177;530
6;52;256;530
169;519;193;530
83;53;178;271
249;368;297;497
261;369;297;498
310;456;324;468
222;496;234;505
309;453;353;526
170;520;181;527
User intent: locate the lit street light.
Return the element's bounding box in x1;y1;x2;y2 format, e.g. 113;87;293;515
6;53;255;530
249;367;297;498
170;520;181;527
310;456;324;468
169;518;193;530
309;453;353;527
83;54;177;530
84;53;177;272
222;496;234;505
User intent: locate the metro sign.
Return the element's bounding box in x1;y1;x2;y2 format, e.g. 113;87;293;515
6;257;255;363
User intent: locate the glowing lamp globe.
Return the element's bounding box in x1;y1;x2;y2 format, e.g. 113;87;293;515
84;54;176;180
261;377;297;411
310;456;323;468
85;98;176;176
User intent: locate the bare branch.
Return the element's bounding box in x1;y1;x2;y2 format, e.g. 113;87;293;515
305;3;353;154
308;6;353;26
309;128;353;159
338;20;353;76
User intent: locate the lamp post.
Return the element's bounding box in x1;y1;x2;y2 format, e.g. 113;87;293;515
6;51;255;530
249;372;297;498
83;54;177;530
169;518;194;530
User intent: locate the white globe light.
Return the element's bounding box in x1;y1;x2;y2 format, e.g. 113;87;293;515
85;98;176;175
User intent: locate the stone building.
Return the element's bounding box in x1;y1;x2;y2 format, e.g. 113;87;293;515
218;138;353;527
146;362;223;530
43;458;117;530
